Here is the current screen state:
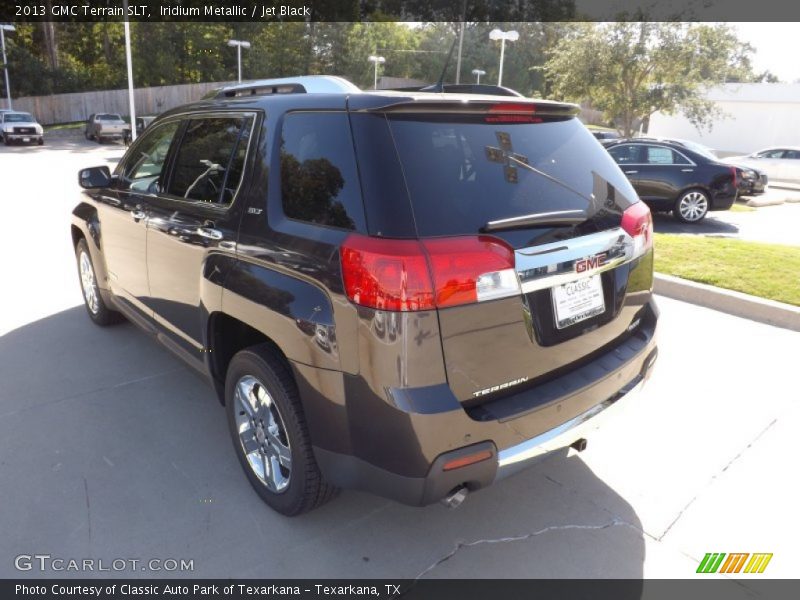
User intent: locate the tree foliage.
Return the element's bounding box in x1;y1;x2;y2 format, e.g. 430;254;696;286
2;19;759;134
542;22;757;136
2;21;569;98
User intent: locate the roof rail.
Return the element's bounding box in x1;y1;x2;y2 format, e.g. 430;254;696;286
215;75;361;98
384;83;523;97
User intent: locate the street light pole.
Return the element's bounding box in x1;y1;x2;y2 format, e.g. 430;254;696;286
368;55;385;90
471;69;485;84
122;2;136;142
228;40;251;84
489;29;519;87
1;24;15;110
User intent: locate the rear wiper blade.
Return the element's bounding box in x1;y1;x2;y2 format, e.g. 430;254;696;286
506;154;592;203
482;210;587;232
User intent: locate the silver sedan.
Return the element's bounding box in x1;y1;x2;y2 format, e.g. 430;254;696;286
724;147;800;187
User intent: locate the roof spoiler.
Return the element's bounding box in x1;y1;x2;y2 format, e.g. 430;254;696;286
386;83;524;97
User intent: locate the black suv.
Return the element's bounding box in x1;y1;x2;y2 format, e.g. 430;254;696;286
602;138;738;223
72;76;658;515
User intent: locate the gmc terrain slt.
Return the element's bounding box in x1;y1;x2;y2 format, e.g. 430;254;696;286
71;76;658;515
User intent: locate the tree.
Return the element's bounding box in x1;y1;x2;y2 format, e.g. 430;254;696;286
542;22;756;136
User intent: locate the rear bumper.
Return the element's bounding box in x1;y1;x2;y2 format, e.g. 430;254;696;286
305;301;659;506
495;369;650;481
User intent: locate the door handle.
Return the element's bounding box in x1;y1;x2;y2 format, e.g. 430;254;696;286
624;170;638;174
681;168;695;172
130;209;146;220
196;227;223;240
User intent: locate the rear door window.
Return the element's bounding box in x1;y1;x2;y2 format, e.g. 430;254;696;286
279;112;365;231
167;116;254;205
387;115;635;237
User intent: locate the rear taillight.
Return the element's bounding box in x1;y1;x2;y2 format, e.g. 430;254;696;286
621;202;653;258
423;236;518;308
340;237;434;312
340;235;520;312
730;166;738;188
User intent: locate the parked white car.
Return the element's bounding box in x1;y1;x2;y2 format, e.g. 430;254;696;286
0;111;44;145
723;147;800;187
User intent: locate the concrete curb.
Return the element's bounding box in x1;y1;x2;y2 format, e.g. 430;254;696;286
654;273;800;332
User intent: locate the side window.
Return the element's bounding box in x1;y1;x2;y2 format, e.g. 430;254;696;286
280;112;365;231
783;150;800;159
644;146;689;165
120;121;180;192
758;149;785;159
607;144;641;164
167;116;253;204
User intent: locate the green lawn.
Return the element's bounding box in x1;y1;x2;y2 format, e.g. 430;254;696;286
44;121;84;132
654;234;800;306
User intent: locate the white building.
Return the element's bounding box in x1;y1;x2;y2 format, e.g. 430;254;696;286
647;83;800;156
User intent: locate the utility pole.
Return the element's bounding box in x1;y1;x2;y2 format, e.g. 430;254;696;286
1;24;15;109
122;1;136;141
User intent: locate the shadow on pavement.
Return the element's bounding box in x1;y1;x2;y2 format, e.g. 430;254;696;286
653;211;739;236
0;306;645;582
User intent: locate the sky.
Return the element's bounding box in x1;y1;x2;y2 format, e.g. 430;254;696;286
733;23;800;83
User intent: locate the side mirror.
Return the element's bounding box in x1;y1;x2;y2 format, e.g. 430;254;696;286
79;166;112;189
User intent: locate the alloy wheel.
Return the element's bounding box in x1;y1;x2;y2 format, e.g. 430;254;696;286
677;191;708;222
233;375;292;493
79;251;100;314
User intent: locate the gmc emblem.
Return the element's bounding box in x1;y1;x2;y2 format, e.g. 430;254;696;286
575;253;607;273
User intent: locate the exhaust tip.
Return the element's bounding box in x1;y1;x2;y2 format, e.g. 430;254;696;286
441;486;469;509
570;438;588;452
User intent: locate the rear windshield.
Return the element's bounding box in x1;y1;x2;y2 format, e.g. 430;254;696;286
387;116;636;236
97;114;122;121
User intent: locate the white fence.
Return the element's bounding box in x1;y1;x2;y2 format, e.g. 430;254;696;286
12;80;236;125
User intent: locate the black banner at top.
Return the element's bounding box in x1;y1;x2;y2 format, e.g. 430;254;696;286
2;0;800;23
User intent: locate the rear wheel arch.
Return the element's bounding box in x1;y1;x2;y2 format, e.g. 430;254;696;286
207;312;291;405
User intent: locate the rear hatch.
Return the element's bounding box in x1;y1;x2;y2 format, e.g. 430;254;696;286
346;95;654;406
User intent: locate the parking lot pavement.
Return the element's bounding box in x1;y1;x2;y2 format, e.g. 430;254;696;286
654;189;800;246
1;141;798;581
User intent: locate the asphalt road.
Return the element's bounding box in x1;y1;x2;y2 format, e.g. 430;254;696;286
1;139;798;584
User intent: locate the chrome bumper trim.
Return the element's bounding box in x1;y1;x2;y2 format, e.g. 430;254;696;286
495;375;645;479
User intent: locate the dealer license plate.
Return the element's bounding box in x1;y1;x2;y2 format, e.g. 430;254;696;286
552;274;605;329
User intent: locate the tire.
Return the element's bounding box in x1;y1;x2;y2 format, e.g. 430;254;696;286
225;346;338;516
37;138;44;146
97;136;104;144
84;130;91;140
674;188;710;223
74;238;124;326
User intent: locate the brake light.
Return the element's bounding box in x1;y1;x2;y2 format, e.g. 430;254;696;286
485;102;542;123
620;202;653;258
730;166;738;188
340;237;434;311
488;103;537;114
340;235;520;312
423;236;518;308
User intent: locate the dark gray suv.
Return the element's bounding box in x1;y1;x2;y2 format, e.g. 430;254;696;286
72;76;658;515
